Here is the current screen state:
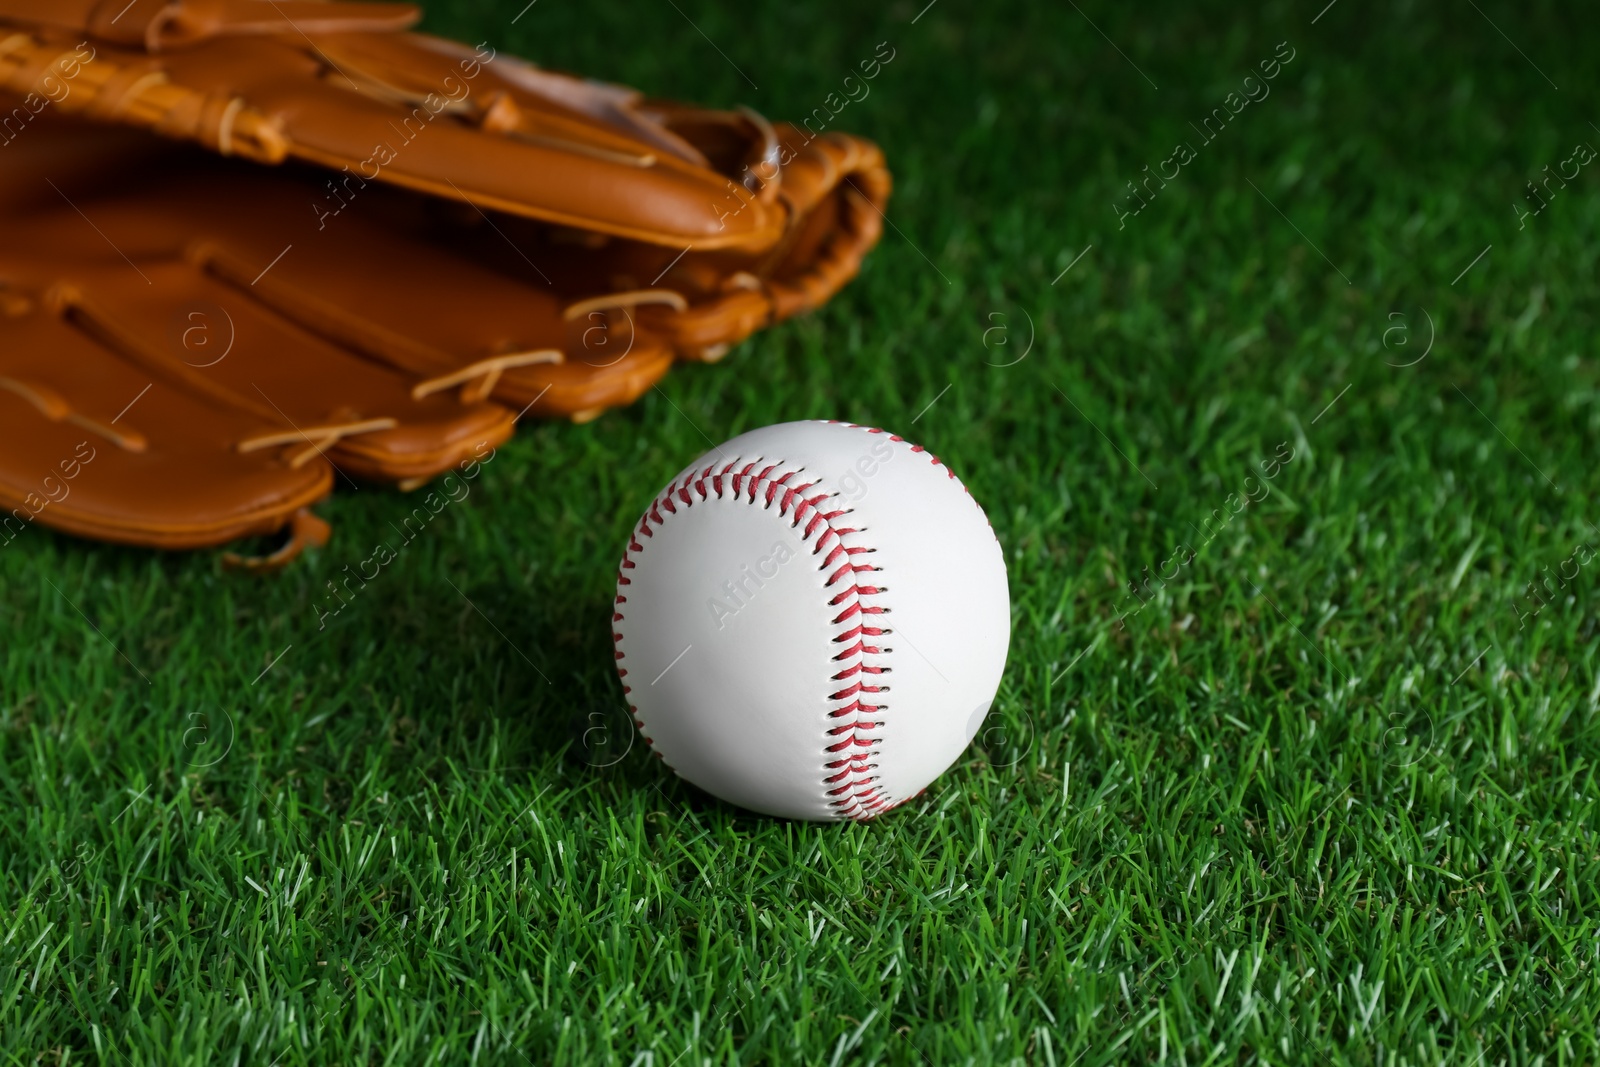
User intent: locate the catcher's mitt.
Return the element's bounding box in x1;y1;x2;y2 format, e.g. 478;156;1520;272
0;1;890;564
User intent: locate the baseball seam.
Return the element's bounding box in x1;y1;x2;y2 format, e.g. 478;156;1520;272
613;423;953;820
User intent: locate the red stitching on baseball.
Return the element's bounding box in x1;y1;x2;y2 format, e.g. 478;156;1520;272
613;443;895;818
614;423;977;819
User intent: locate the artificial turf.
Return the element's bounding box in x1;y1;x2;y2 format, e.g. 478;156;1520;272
4;0;1599;1063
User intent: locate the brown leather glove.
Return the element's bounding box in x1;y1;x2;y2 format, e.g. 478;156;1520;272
0;1;890;563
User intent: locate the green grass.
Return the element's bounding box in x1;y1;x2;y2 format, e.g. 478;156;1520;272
4;0;1600;1063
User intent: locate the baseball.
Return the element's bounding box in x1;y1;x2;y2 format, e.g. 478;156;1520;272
612;420;1010;820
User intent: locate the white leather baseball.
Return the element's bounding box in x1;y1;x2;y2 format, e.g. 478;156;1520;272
612;420;1010;820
